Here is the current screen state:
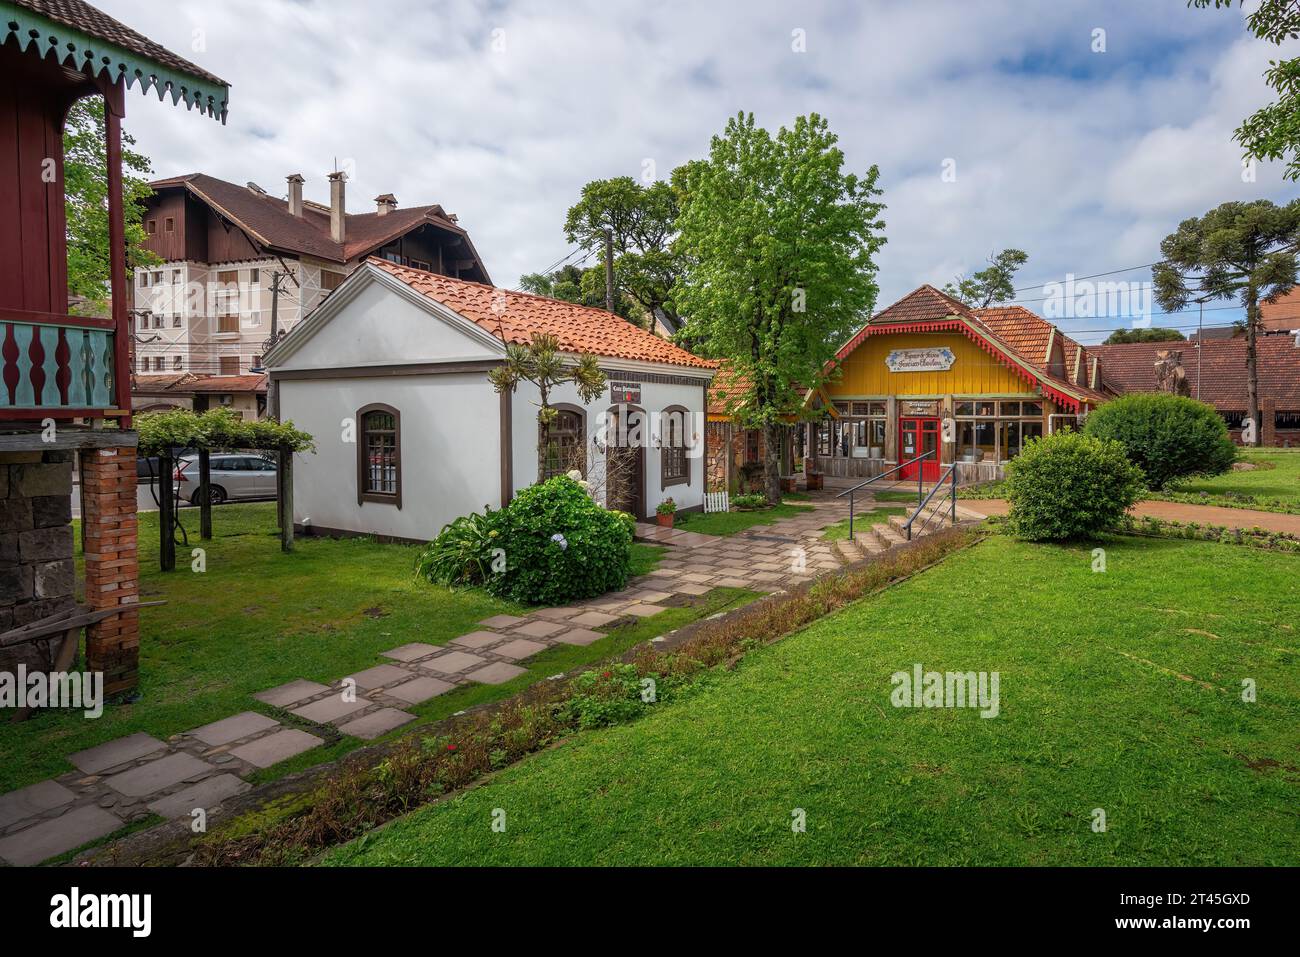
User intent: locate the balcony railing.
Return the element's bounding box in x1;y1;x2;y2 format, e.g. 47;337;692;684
0;310;119;417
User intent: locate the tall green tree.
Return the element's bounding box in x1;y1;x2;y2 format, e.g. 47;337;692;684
673;112;886;502
942;248;1029;308
563;176;682;331
518;262;638;321
1192;0;1300;181
64;97;159;312
1153;199;1300;445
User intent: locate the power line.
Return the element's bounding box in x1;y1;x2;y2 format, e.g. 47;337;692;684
1011;260;1165;294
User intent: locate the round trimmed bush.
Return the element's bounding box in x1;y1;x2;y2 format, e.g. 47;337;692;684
488;476;634;606
1083;393;1236;490
1004;431;1144;540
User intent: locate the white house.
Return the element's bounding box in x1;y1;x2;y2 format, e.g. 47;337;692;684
263;258;716;542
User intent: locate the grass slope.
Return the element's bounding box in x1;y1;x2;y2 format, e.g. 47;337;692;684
674;501;813;536
327;534;1300;866
1169;448;1300;506
0;504;668;793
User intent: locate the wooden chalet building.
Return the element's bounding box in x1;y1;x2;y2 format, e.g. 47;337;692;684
134;172;491;377
0;0;228;694
805;286;1110;485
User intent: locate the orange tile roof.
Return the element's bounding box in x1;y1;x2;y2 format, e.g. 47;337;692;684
834;287;1110;409
369;258;716;370
1089;337;1300;410
1262;287;1300;330
707;361;753;415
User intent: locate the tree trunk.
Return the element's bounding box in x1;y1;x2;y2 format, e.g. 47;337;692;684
763;421;783;504
198;448;212;540
1245;282;1261;447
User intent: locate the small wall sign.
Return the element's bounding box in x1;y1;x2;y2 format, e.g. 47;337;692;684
901;400;940;416
885;347;956;373
610;381;641;404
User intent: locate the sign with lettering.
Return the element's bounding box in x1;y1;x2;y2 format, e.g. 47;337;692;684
901;400;940;416
610;381;641;404
885;347;956;373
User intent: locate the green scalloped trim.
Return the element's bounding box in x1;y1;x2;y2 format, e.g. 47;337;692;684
1;1;229;121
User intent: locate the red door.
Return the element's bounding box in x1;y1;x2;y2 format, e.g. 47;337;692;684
899;417;941;481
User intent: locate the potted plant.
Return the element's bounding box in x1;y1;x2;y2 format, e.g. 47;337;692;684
806;469;824;491
656;498;677;527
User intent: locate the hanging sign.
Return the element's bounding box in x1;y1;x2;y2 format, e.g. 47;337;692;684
885;347;956;373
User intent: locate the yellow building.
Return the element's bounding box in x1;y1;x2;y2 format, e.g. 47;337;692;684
807;286;1110;484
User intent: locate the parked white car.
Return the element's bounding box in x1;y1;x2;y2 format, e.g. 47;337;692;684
175;453;278;505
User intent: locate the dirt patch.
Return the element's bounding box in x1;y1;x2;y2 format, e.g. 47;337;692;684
1182;628;1222;640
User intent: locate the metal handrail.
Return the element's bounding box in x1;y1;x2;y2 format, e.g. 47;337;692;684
903;462;958;540
837;449;935;540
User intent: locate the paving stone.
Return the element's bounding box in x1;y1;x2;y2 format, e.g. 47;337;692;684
0;804;124;866
512;619;566;638
187;711;280;746
679;572;715;583
714;577;752;588
674;583;712;596
337;708;415;740
419;650;490;675
451;630;504;649
632;590;672;603
104;753;216;798
478;614;527;628
624;604;665;618
386;676;454;704
229;728;324;768
344;663;411;690
492;638;549;660
645;568;679;578
552;627;605;646
571;610;617;627
68;733;167;774
254;679;331;708
290;693;371;724
146;774;249;819
465;662;528;685
531;607;581;621
381;642;441;662
750;571;783;582
0;780;75;829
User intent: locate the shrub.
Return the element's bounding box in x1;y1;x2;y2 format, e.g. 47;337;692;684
489;476;634;605
1004;431;1144;540
415;510;506;588
1083;393;1236;490
732;493;766;510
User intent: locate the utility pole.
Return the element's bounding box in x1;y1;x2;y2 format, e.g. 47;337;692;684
261;270;289;418
603;227;615;314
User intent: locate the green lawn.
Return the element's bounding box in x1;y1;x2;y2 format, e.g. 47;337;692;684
820;507;908;541
328;534;1300;866
1167;448;1300;506
0;503;670;793
674;501;813;536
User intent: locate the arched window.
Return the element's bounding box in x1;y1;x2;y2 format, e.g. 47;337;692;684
357;403;401;508
542;404;586;479
660;405;691;489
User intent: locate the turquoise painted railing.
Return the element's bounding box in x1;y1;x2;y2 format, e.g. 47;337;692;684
0;315;117;413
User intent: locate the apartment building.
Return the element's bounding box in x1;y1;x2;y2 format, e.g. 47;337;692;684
132;171;491;376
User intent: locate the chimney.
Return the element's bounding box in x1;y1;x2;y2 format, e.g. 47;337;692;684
327;170;346;244
286;173;304;217
374;193;397;216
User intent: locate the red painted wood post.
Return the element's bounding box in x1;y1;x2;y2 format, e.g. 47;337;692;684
103;80;131;426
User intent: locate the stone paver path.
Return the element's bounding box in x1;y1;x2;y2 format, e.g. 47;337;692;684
0;489;910;866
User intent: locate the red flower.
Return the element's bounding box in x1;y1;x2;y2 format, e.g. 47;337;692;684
446;744;457;751
602;671;612;678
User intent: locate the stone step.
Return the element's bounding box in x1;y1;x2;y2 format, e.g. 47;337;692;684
834;538;864;563
871;523;905;549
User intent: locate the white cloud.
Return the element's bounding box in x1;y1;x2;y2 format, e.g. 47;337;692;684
101;0;1299;341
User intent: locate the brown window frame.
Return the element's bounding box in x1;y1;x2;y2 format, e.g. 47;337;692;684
357;403;402;509
660;405;691;490
542;403;587;480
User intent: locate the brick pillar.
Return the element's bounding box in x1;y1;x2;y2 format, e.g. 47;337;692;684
81;446;139;696
1260;398;1276;447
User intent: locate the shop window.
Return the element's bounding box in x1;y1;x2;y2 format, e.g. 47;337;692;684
1000;401;1021;416
1276;411;1300;429
1021;401;1043;417
957;421;996;462
815;420;832;456
1222;411;1246;430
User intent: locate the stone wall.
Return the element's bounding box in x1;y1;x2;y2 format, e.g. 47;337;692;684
704;421;769;492
0;449;76;672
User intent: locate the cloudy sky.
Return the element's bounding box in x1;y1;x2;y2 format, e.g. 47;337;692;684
103;0;1297;343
